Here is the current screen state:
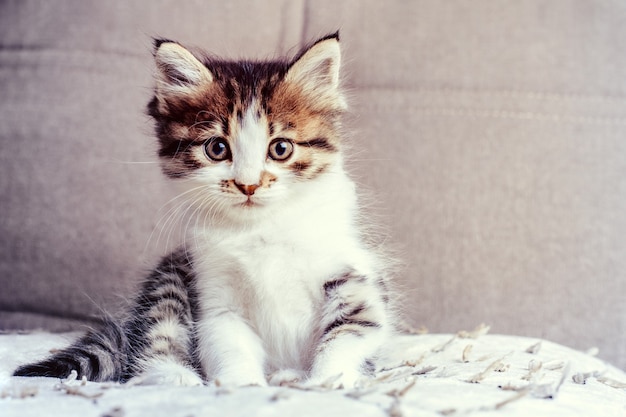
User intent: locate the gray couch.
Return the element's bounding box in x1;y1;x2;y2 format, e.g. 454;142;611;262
1;0;625;370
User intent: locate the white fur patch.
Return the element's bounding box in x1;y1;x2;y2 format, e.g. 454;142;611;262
232;102;267;186
129;358;203;387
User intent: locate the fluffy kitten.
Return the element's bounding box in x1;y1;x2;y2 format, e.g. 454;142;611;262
14;33;395;388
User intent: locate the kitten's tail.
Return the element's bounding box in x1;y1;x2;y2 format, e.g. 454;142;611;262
13;317;128;382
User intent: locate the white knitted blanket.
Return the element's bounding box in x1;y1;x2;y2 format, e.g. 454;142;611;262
1;328;625;416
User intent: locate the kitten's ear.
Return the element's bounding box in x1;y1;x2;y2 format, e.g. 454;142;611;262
153;40;213;96
285;33;346;110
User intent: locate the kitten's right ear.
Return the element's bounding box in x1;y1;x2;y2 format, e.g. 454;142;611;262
153;40;213;96
285;32;346;111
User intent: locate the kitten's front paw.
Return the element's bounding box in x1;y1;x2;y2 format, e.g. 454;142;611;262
128;361;203;387
268;369;306;387
214;371;267;388
306;369;362;390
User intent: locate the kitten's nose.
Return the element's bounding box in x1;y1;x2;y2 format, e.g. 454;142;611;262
235;182;259;196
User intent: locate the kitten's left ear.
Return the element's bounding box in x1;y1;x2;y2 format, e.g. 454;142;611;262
285;32;346;110
153;39;213;97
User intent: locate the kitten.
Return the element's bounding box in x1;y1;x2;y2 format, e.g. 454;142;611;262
13;32;396;388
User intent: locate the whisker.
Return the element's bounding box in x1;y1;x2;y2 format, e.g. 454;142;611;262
185;191;217;250
143;183;213;254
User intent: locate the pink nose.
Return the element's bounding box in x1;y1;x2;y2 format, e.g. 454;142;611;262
235;182;259;196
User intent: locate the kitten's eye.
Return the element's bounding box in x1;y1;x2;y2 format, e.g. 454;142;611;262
204;137;231;161
268;139;294;161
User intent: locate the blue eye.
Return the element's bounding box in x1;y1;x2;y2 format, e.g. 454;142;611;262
205;137;231;161
268;139;294;161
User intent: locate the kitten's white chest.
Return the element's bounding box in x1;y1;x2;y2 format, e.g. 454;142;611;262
237;233;324;367
209;221;346;315
193;203;359;370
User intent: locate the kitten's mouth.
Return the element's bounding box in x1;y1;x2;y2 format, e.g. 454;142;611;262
239;197;259;208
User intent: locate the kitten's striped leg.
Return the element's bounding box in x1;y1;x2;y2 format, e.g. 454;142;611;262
309;270;390;388
125;251;203;386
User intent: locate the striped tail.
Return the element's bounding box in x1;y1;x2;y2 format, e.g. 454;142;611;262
13;318;128;381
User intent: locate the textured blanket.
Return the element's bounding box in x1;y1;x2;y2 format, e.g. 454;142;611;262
1;328;625;416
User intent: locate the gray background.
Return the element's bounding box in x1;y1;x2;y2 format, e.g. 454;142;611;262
1;0;624;370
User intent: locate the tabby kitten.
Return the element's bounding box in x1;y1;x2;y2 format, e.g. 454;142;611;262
14;33;395;388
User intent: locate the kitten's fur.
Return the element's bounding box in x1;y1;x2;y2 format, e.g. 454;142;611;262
14;33;396;388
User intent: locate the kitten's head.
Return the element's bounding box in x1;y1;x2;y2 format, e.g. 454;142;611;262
148;33;346;220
